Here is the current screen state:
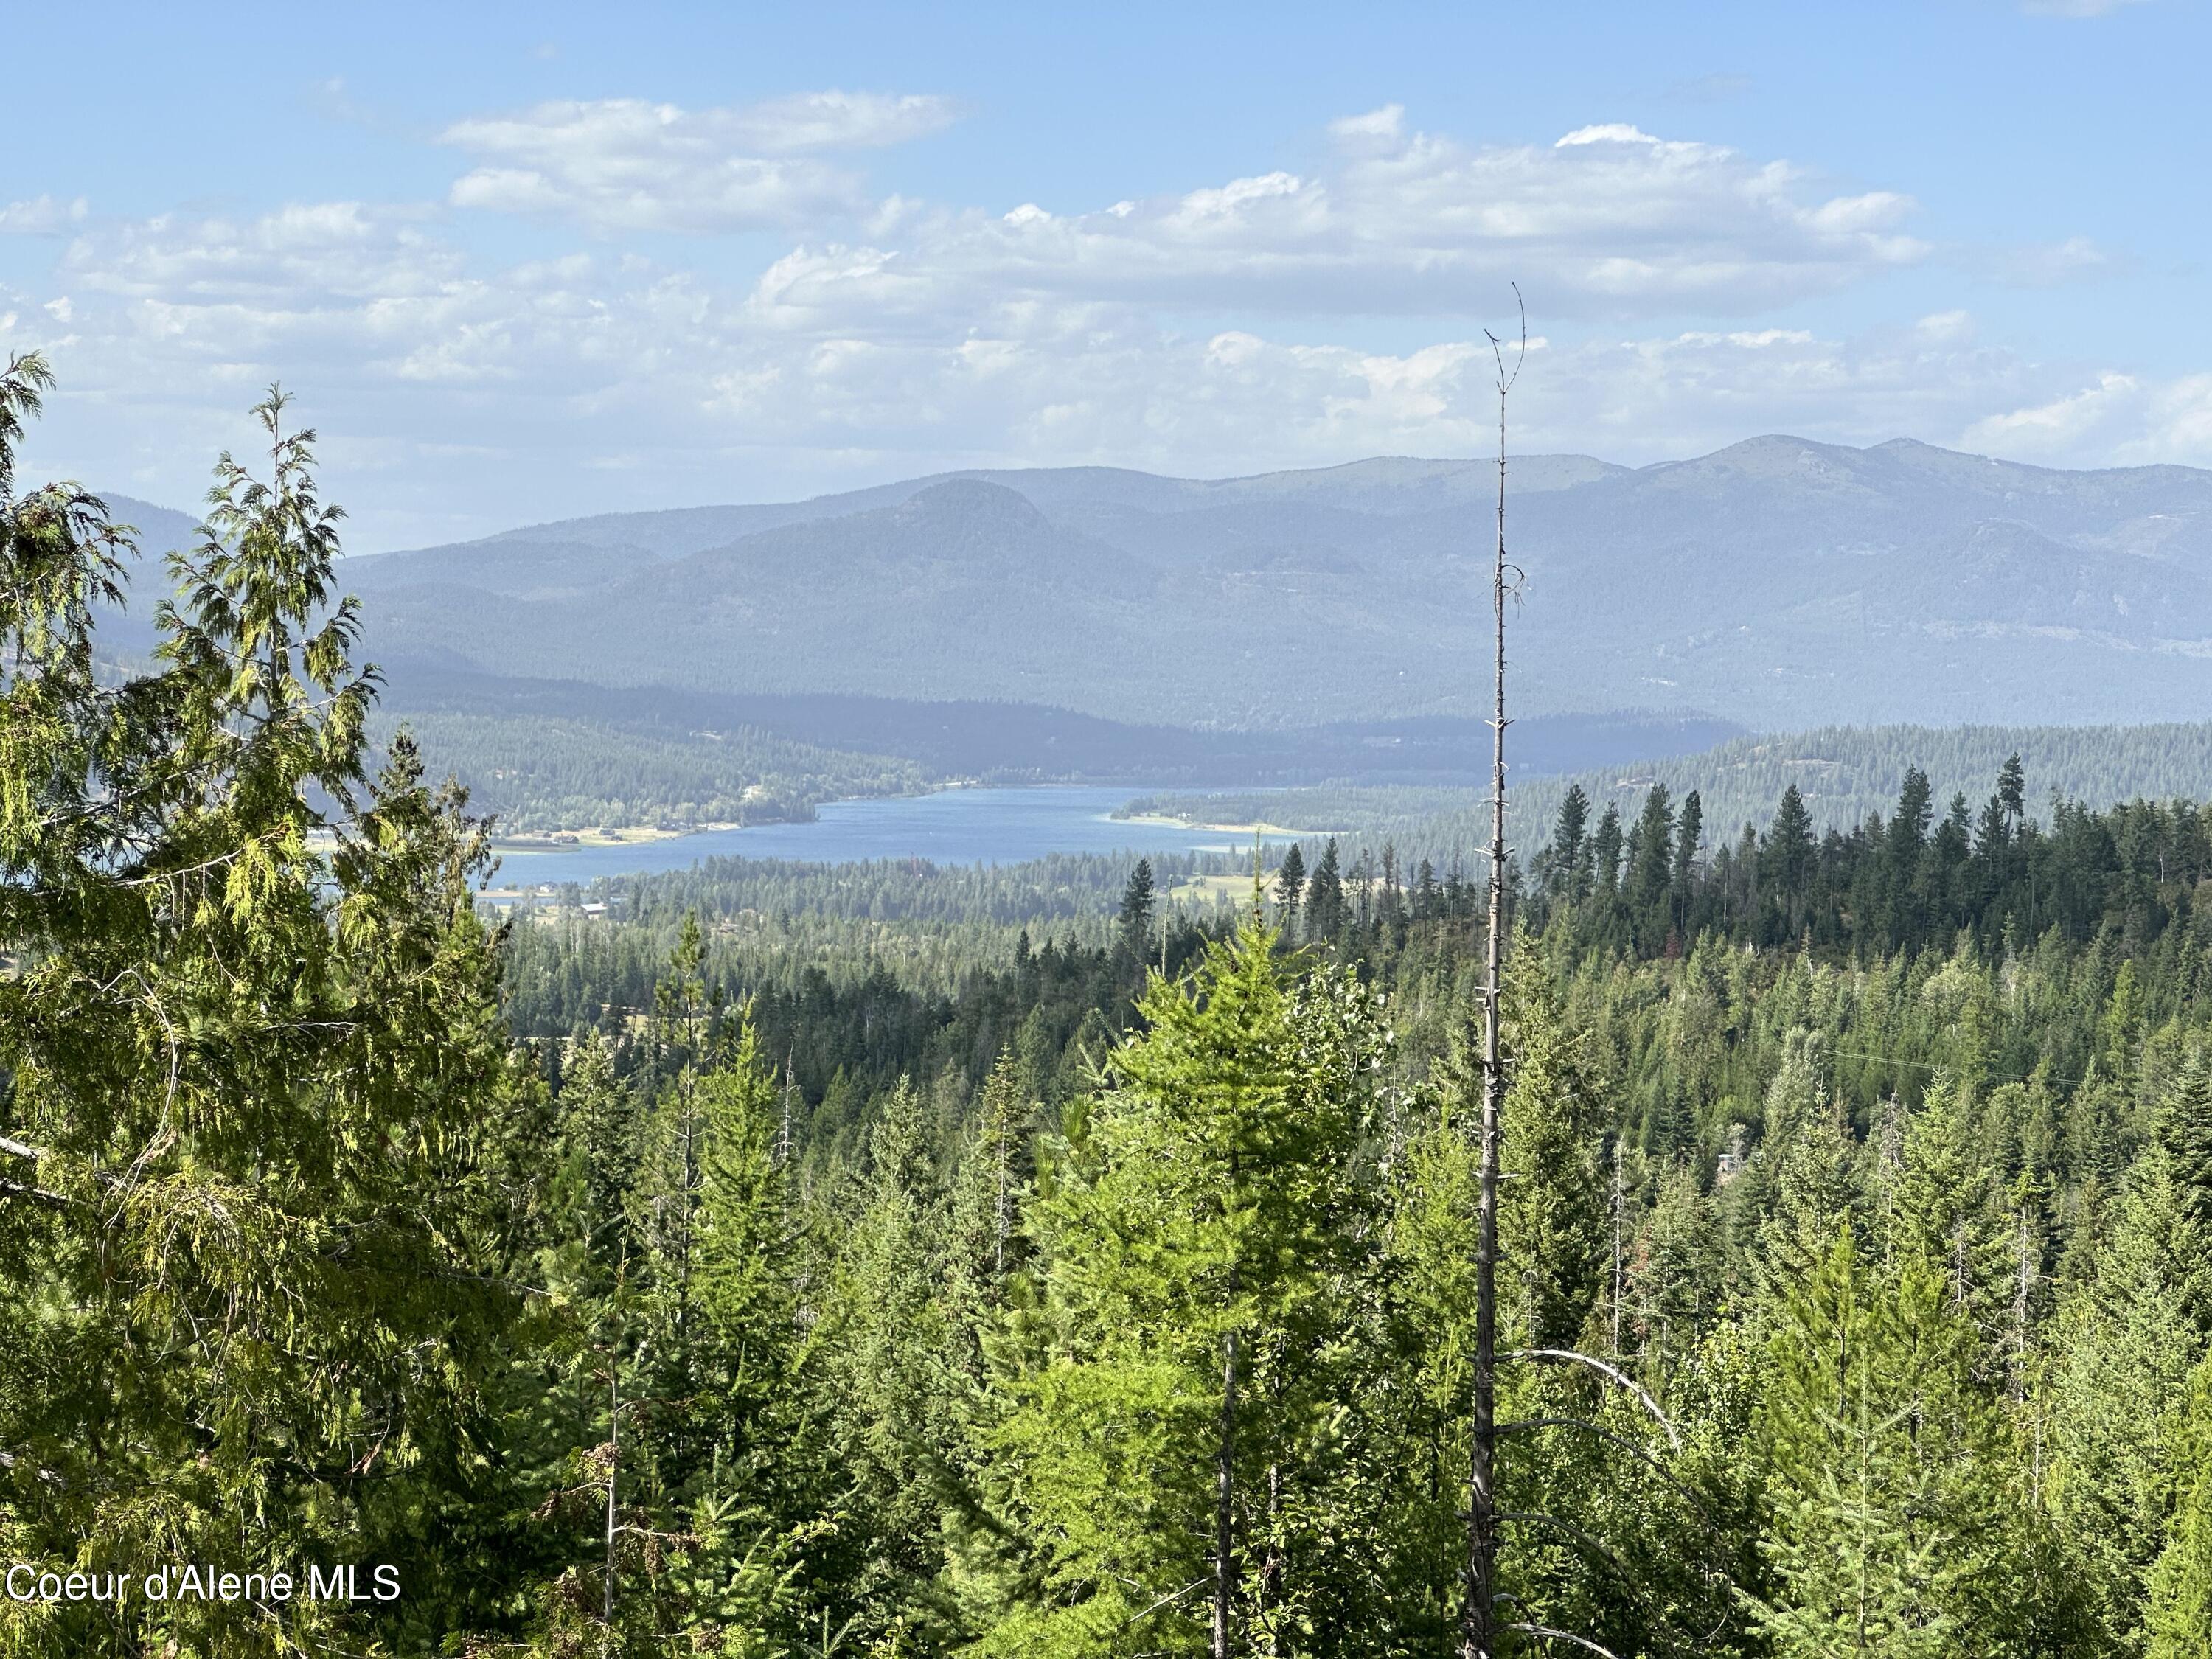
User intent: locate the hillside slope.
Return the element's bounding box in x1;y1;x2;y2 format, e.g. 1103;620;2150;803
102;437;2212;731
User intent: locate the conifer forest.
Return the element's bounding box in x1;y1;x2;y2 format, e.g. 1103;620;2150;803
9;322;2212;1659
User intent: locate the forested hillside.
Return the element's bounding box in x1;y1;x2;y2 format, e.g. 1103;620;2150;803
380;711;927;832
331;437;2212;729
367;667;1739;832
8;363;2212;1655
1131;717;2212;878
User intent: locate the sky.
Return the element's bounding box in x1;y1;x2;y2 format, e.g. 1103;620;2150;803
3;0;2208;550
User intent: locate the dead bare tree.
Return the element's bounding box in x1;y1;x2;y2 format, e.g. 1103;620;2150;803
1462;282;1526;1659
1459;291;1728;1659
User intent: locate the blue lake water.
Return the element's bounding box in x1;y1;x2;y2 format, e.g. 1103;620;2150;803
484;786;1283;888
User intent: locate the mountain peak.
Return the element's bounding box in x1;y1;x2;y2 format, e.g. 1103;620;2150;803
891;477;1053;533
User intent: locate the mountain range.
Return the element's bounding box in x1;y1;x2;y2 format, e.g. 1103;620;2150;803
96;433;2212;754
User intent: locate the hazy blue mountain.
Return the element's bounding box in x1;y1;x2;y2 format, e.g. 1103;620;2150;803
104;493;201;554
79;495;204;655
104;435;2212;731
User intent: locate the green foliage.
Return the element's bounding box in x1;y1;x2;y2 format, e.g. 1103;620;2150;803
1749;1234;2012;1657
976;919;1389;1655
2146;1350;2212;1656
1;374;538;1654
1136;716;2212;872
16;355;2212;1655
377;706;927;834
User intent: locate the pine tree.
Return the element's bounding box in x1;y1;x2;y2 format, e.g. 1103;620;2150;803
1590;804;1624;903
1631;1163;1721;1374
1626;785;1676;956
1497;958;1609;1351
1762;785;1818;936
978;918;1385;1655
2146;1350;2212;1656
558;1029;640;1270
1549;784;1590;902
1306;838;1346;942
1750;1233;2013;1658
1997;754;2027;830
827;1078;961;1644
1119;859;1158;961
1885;1079;2011;1340
948;1051;1037;1334
1672;788;1703;941
1273;842;1307;938
2049;1060;2212;1649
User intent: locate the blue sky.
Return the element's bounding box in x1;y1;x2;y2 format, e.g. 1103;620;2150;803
3;0;2206;549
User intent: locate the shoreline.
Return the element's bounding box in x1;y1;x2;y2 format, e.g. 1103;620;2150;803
1115;811;1346;839
490;821;742;854
483;790;1342;859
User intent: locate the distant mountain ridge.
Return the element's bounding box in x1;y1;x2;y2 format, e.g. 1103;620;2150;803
99;436;2212;731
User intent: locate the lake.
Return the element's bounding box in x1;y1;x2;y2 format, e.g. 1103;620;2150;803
483;785;1283;888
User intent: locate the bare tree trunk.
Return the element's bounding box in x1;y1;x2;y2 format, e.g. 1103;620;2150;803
1611;1150;1626;1356
1215;1321;1239;1659
1463;297;1519;1659
605;1349;619;1624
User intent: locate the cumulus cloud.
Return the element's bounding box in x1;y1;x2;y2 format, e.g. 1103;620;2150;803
442;93;960;232
62;202;456;302
734;114;1930;330
0;103;2164;545
0;189;2059;547
1966;372;2212;467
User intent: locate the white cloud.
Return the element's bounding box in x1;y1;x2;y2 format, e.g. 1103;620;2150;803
2022;0;2150;15
1326;104;1407;151
441;93;960;233
723;91;964;153
1;196;90;235
1915;310;1975;344
1555;123;1663;147
1971;234;2114;286
62;202;457;303
1537;321;2041;459
3;191;2059;546
1966;372;2212;467
730;114;1930;332
0;103;2177;547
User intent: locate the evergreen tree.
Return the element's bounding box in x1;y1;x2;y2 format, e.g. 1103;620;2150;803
1997;754;2027;830
1306;838;1346;942
1631;1163;1721;1375
1498;958;1610;1350
978;918;1384;1655
2146;1350;2212;1657
558;1029;639;1270
828;1079;961;1646
1626;785;1676;955
1119;859;1158;962
0;377;538;1652
1762;785;1818;936
1590;804;1624;902
1273;841;1307;938
1672;788;1704;939
1549;783;1591;902
1885;1079;2011;1339
1750;1233;2013;1658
